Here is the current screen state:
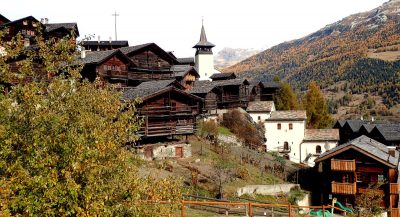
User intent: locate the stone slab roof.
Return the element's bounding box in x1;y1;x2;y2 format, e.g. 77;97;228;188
267;110;307;121
315;135;399;168
304;129;339;141
247;101;275;112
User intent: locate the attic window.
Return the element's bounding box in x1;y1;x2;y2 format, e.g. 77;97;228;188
23;20;28;25
277;123;281;130
289;123;293;130
258;116;261;121
316;145;321;154
32;22;37;27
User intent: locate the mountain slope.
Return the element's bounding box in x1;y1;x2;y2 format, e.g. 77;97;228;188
214;47;261;70
224;0;400;108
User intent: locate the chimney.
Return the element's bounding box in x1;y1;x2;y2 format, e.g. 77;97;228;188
44;18;49;24
81;49;86;59
109;36;112;43
40;18;45;24
360;116;363;121
371;116;375;122
388;146;396;158
98;35;100;43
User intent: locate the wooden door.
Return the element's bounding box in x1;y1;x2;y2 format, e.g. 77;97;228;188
175;147;183;158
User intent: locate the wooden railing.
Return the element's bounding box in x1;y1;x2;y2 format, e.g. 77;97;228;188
138;105;199;116
331;182;356;195
137;122;195;137
390;183;400;194
331;159;356;171
392;208;400;217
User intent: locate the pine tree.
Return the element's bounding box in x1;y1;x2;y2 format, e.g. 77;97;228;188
274;82;299;110
303;81;333;129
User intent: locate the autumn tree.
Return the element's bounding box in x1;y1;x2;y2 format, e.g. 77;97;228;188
274;82;300;110
303;81;333;129
0;28;181;216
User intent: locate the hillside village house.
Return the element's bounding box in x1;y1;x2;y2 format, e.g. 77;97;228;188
314;135;400;211
246;101;275;122
264;110;339;166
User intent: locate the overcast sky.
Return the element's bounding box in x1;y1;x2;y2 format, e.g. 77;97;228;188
2;0;387;57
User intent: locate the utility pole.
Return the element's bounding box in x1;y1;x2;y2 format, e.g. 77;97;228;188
112;11;119;40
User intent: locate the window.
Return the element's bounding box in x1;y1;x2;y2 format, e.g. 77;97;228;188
356;172;362;183
316;145;321;154
21;29;27;35
23;20;28;25
289;123;293;130
103;65;107;70
258;116;261;121
277;123;281;130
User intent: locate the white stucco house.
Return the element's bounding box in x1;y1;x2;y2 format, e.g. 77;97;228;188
246;101;276;123
300;129;339;166
264;110;339;166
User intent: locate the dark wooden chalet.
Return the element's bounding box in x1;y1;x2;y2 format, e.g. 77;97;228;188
315;135;400;209
249;81;280;101
82;40;129;51
0;16;79;46
189;78;250;111
122;81;203;139
171;65;199;90
188;80;218;115
79;49;133;86
176;57;195;66
119;43;179;85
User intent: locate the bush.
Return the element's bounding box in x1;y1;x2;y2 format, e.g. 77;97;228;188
235;167;250;181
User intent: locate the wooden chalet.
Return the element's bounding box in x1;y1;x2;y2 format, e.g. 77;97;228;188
171;65;199;90
119;43;179;85
315;135;400;210
79;49;133;86
188;80;218;114
122;80;203;139
82;40;129;51
0;16;79;45
368;124;400;147
189;78;250;112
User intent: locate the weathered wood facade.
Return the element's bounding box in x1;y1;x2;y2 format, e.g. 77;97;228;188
122;85;203;138
315;135;400;209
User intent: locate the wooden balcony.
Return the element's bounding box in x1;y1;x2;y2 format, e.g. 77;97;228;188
331;182;356;195
331;159;356;172
390;183;400;194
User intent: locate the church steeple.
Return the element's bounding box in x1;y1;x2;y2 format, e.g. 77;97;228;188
193;20;216;80
193;22;215;55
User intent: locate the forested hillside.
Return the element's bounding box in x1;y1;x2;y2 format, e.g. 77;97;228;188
224;0;400;117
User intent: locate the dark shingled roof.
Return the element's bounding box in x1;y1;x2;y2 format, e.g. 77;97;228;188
189;78;249;94
170;65;199;78
177;57;194;65
82;40;128;47
135;79;180;89
188;80;216;94
315;135;399;167
334;120;347;128
45;23;78;32
247;101;275;112
122;86;203;102
0;14;10;23
78;50;117;64
1;16;39;27
119;43;153;55
266;110;307;121
77;49;131;66
304;129;339;141
375;124;400;141
210;73;236;80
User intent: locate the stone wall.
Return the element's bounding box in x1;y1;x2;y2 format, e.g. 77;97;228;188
236;184;299;197
137;143;192;160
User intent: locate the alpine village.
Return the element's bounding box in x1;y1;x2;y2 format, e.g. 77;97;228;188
2;0;400;216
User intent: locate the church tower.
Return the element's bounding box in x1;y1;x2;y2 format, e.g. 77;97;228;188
193;22;215;80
